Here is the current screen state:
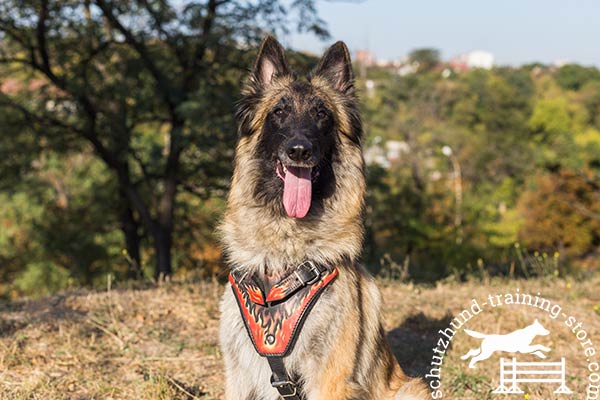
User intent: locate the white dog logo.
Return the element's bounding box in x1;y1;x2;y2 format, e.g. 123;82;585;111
461;319;551;368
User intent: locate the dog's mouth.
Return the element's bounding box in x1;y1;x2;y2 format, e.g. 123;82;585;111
276;160;320;219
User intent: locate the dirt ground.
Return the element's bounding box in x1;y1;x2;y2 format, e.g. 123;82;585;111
1;275;598;399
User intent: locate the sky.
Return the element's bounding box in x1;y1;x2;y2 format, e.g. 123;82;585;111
285;0;600;67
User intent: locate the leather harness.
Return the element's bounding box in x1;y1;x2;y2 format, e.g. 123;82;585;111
229;261;338;399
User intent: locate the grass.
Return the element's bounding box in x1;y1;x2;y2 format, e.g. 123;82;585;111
1;275;599;399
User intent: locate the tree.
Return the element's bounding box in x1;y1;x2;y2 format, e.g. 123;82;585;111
517;170;600;265
360;58;600;277
555;64;600;91
0;0;328;280
408;48;440;73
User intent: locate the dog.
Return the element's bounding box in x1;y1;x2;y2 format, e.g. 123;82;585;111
461;319;551;368
218;36;428;400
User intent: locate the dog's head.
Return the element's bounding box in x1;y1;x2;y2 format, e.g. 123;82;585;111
531;319;550;336
235;36;362;219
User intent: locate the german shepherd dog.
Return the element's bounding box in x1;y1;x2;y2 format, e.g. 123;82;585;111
219;37;428;400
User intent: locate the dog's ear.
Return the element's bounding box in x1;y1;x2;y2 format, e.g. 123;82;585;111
313;41;354;93
252;36;290;87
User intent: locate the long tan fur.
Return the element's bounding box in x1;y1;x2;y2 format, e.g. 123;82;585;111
219;36;429;400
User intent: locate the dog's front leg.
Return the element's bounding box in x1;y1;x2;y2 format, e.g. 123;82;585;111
220;288;280;400
302;316;367;400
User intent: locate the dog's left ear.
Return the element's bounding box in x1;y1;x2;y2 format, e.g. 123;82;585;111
313;41;354;93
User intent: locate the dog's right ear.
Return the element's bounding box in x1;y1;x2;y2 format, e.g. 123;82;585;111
252;36;290;87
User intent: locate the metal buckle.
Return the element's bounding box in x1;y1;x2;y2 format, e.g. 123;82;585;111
271;379;298;397
297;260;321;285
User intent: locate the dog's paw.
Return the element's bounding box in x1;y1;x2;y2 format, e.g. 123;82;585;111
532;350;547;358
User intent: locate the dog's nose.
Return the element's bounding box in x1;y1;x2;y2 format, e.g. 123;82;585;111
286;139;313;162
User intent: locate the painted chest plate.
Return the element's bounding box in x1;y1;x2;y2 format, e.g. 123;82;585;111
229;267;338;357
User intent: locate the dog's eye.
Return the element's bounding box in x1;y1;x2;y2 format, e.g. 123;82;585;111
316;110;328;119
273;108;285;117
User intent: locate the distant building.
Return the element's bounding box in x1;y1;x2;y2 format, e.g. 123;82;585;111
355;50;376;67
375;58;390;67
468;51;495;69
397;61;419;76
364;145;389;168
450;51;495;71
553;59;571;68
364;139;410;168
385;140;410;162
353;51;421;76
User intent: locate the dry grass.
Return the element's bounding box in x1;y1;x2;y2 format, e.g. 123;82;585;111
1;275;599;399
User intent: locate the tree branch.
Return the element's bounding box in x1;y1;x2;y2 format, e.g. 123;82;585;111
192;0;218;70
136;0;186;68
179;181;211;200
0;95;83;136
36;0;52;74
94;0;175;113
0;56;29;64
130;147;160;182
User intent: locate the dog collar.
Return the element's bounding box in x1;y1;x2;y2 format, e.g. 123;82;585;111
229;261;338;357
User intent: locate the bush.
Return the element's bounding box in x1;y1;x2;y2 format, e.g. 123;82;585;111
13;262;71;297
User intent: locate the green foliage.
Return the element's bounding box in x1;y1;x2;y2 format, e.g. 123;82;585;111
0;1;599;293
361;61;600;280
13;261;71;297
555;64;600;91
529;97;572;136
0;0;328;291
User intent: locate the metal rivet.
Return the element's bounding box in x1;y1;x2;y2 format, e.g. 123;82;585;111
266;334;275;344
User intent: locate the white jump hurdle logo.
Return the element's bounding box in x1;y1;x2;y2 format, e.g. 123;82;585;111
461;319;572;395
492;357;572;394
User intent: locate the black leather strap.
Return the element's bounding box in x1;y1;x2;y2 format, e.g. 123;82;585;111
268;357;303;400
263;261;329;303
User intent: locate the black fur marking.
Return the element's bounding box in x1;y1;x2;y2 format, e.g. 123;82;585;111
236;37;362;218
352;273;366;382
383;326;397;384
251;83;338;218
235;90;263;137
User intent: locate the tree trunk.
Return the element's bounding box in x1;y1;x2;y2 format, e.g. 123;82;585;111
119;188;142;279
117;173;176;282
152;152;178;280
152;223;172;281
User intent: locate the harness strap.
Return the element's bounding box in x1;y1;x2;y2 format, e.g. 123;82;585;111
268;357;303;399
264;261;329;303
229;261;338;400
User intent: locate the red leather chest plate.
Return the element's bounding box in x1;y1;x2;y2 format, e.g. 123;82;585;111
229;268;338;357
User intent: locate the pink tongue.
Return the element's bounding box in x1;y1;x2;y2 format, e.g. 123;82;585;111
283;166;312;218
